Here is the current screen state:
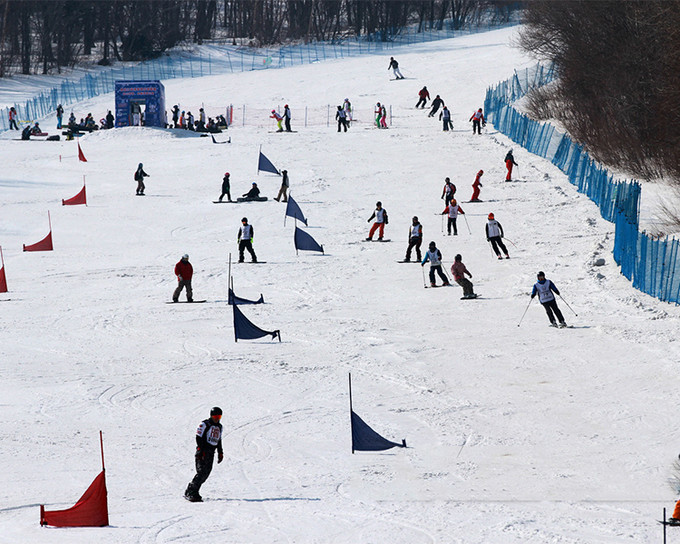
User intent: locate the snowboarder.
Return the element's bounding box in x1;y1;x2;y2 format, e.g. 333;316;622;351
505;149;518;181
469;108;486;134
184;407;224;502
238;217;257;263
531;271;567;328
21;124;31;140
428;95;444;117
8;107;18;130
336;106;348;132
470;170;483;202
242;182;261;201
441;199;465;236
270;110;283;132
218;172;232;202
56;104;64;129
366;201;388;241
439;106;453;131
421;241;449;287
343;98;353;123
134;163;149;195
451;254;476;298
485;212;509;259
173;254;193;302
274;170;289;202
283;104;292;132
388;57;404;79
416;86;430;108
441;177;456;205
404;216;423;262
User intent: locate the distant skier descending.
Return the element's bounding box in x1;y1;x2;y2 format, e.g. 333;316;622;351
404;216;423;262
441;199;464;236
531;271;567;328
416;86;430;108
470;170;483;202
388;56;404;79
428;95;444;117
421;241;449;287
485;213;509;260
505;149;518;181
439;106;453;131
441;177;456;206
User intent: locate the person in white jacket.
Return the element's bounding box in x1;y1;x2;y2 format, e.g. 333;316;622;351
485;212;509;259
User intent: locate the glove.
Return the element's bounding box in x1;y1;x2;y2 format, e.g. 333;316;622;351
178;275;183;281
218;452;224;464
421;263;425;267
367;219;371;223
486;238;490;242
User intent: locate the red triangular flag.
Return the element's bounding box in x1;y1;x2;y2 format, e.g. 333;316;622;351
0;266;7;293
23;231;53;252
62;184;87;206
78;142;87;162
40;470;108;527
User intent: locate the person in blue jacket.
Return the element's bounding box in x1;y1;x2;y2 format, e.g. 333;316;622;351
421;241;450;287
531;271;566;328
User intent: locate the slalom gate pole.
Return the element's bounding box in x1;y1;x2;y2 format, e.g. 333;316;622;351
421;265;427;288
518;297;533;327
463;214;471;235
503;236;517;248
558;294;578;316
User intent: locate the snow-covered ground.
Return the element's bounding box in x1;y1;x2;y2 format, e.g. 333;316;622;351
1;26;679;543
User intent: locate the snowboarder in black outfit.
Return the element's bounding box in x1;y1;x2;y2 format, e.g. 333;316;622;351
336;106;348;132
422;241;449;287
531;271;567;328
238;217;257;263
218;172;232;202
242;182;260;200
274;170;289;202
485;213;509;259
283;104;292;132
428;95;444;117
388;57;404;79
184;407;224;502
134;163;149;195
404;216;423;262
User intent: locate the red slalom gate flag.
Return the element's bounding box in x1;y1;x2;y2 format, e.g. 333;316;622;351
23;212;54;252
78;141;87;162
62;184;87;206
0;246;7;293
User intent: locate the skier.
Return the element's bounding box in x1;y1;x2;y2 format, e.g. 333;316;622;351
421;241;449;287
274;170;289;202
218;172;232;202
388;57;404;79
416;86;430;109
173;254;193;303
8;107;18;130
270;109;283;132
336;106;348;132
184;407;224;502
531;271;567;328
428;95;444;117
470;170;483;202
451;254;476;298
56;104;64;129
283;104;292;132
380;104;388;128
241;182;260;201
441;177;456;205
134;163;149;195
441;199;465;236
439;106;453;131
404;216;423;262
237;217;257;263
485;212;509;260
343;98;353;123
469;108;486;134
366;201;388;241
374;103;382;128
505;149;518;181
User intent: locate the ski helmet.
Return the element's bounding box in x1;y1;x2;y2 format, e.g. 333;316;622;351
429;241;436;249
182;254;189;260
488;213;494;220
225;172;229;177
451;199;456;205
455;254;462;261
376;201;382;207
271;109;276;113
537;271;545;278
479;170;484;175
241;217;248;222
210;406;223;416
412;216;418;222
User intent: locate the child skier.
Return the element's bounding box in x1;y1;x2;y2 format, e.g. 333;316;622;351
485;212;509;259
531;271;567;328
451;254;476;298
366;201;388;241
470;170;483;202
270;110;284;132
421;241;449;287
441;199;465;235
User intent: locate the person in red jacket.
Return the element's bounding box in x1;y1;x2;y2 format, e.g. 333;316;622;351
451;254;476;298
470;170;483;202
415;86;430;109
469;108;486;134
173;254;193;302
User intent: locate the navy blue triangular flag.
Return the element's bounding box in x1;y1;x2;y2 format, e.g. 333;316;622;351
294;226;323;254
228;287;264;305
351;410;406;452
285;195;308;226
233;304;280;342
258;151;280;175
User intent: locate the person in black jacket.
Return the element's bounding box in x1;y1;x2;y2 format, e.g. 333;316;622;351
238;217;257;263
274;170;289;202
242;182;260;200
134;163;149;195
184;407;224;502
218;172;232;202
388;57;404;79
428;95;444;117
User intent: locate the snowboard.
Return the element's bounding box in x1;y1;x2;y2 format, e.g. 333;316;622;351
236;196;268;202
184;495;203;502
460;294;481;300
167;300;207;304
135;194;145;196
238;261;266;264
212;201;236;204
268;130;298;133
396;260;420;263
424;284;452;289
363;239;391;242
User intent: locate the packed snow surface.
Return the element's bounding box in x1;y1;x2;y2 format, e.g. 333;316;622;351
1;27;679;543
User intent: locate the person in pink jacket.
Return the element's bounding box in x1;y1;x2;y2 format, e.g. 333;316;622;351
451;254;476;299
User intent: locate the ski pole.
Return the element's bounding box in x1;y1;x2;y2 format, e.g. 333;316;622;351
421;265;427;288
441;213;444;233
518;297;534;327
463;213;471;235
515;164;520;180
503;236;517;248
558;294;578;316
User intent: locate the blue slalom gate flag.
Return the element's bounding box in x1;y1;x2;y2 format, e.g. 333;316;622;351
228;287;264;305
233;304;280;342
351;410;407;452
294;226;323;254
257;151;280;175
285;195;308;226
